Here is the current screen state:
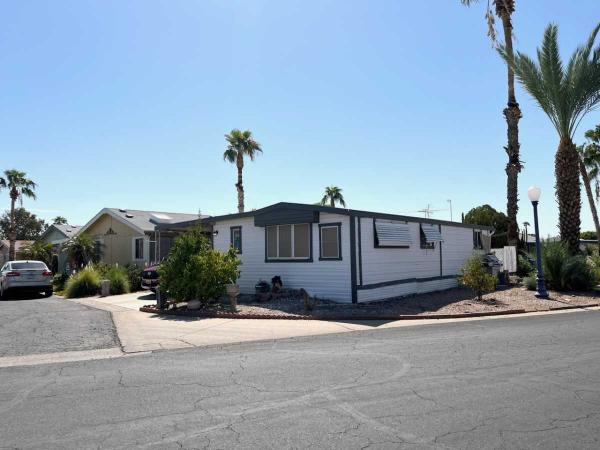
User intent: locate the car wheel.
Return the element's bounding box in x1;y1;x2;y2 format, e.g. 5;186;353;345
44;289;53;298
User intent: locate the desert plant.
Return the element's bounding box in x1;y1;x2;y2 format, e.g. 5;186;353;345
498;23;600;253
524;275;537;291
125;264;143;292
105;266;130;295
63;233;102;268
64;267;101;298
459;255;497;300
17;240;53;266
223;129;262;213
159;229;241;304
542;242;596;291
516;254;534;277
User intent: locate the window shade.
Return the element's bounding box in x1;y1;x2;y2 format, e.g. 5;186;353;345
375;221;412;247
420;223;444;243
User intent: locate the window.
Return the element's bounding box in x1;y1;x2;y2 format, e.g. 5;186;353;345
473;230;483;249
319;223;341;260
134;238;144;260
374;220;411;248
420;223;443;249
230;226;242;254
265;224;311;261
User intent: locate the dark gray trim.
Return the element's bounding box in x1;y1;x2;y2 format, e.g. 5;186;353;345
357;217;363;286
357;275;457;291
200;202;494;231
349;215;357;303
264;223;313;263
439;224;443;277
230;226;242;254
318;222;342;261
255;209;319;227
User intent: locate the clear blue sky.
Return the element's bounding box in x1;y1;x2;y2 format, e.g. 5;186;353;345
1;0;599;236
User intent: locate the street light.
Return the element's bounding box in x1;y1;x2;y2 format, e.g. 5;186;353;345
528;186;549;298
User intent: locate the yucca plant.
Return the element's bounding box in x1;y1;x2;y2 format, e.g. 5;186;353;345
498;23;600;254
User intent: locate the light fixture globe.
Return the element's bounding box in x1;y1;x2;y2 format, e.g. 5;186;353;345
528;186;541;202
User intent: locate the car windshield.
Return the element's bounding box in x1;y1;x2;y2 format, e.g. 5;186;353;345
10;262;47;270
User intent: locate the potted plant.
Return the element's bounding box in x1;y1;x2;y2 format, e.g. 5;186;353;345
226;281;240;311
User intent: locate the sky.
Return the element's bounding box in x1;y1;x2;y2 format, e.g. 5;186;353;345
1;0;599;237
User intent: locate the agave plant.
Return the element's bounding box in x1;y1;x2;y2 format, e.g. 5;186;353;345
498;23;600;254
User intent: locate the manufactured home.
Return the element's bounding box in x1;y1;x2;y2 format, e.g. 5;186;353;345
194;202;492;303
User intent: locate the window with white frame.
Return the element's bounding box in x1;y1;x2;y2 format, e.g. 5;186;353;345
266;224;311;260
319;223;341;260
134;237;144;260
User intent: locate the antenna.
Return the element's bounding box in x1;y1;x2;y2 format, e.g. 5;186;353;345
418;204;447;219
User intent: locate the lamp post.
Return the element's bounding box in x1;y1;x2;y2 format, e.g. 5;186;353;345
528;186;549;298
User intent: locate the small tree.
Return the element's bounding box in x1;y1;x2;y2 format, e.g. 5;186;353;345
159;229;241;305
459;255;497;300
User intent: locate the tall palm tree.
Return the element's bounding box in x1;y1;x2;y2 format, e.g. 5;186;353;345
499;23;600;254
461;0;522;247
52;216;68;225
578;125;600;250
223;129;262;213
320;186;346;208
4;170;37;260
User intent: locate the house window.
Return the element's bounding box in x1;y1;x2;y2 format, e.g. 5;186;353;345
319;223;342;260
374;220;411;248
266;224;311;261
473;230;483;249
134;238;144;260
230;226;242;254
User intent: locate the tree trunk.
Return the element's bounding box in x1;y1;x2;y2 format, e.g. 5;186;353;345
579;159;600;251
500;10;522;247
330;198;334;207
235;155;244;213
8;190;17;261
556;138;582;254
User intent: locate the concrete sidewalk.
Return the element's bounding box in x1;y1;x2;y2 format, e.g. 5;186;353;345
67;292;600;354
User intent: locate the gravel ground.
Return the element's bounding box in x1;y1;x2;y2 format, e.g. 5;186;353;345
195;286;600;318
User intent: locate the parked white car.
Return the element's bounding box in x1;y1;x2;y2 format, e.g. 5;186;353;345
0;260;53;299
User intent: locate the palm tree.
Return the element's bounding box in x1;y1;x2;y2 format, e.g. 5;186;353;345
4;170;37;260
461;0;522;247
320;186;346;208
578;125;600;250
62;233;102;268
498;23;600;254
52;216;68;225
223;129;262;213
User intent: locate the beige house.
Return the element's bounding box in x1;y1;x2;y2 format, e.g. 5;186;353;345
78;208;203;267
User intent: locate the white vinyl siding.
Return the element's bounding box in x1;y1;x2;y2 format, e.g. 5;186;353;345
213;214;351;302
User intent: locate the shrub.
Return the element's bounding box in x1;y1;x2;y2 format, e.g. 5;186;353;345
125;264;143;292
516;254;534;277
542;242;596;291
459;255;497;301
64;267;101;298
53;272;70;292
524;275;537;291
18;241;53;266
106;266;130;295
159;229;241;305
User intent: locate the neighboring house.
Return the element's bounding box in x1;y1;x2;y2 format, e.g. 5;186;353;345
40;223;82;272
78;208;204;267
0;240;33;266
169;202;492;303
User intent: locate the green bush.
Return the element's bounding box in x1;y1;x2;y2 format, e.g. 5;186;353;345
524;275;537;291
542;242;596;291
106;266;130;295
53;272;70;292
159;229;241;305
459;255;497;300
516;254;534;277
125;264;143;292
64;267;101;298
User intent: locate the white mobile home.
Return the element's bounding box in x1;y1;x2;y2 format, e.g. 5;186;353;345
195;203;492;303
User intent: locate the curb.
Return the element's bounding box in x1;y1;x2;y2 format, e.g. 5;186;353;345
139;303;600;321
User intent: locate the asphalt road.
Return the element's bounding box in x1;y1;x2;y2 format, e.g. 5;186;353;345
0;295;118;357
2;308;600;449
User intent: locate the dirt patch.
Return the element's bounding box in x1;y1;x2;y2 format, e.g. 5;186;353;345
142;286;600;319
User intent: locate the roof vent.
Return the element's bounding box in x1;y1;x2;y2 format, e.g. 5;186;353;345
125;213;134;219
